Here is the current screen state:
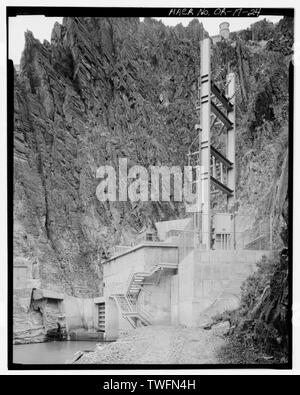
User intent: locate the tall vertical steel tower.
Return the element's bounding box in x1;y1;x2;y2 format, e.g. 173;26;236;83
187;37;236;250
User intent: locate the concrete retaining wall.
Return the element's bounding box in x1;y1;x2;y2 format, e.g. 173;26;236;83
171;274;179;325
177;249;271;326
64;295;95;331
141;270;173;325
177;252;195;327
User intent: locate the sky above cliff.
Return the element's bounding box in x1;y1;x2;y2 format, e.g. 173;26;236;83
8;15;282;65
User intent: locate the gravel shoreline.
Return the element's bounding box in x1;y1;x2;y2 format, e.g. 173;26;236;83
74;324;228;365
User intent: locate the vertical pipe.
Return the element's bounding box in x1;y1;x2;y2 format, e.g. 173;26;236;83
212;156;216;178
200;38;212;250
197;44;202;242
226;73;236;209
233;213;236;250
270;213;273;250
220;162;223;183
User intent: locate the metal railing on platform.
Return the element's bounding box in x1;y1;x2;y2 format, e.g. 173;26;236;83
108;213;277;263
110;233;161;257
177;213;276;260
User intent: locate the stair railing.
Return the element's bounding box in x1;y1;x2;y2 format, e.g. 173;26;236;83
126;295;137;312
138;305;153;323
125;268;136;296
134;289;153;324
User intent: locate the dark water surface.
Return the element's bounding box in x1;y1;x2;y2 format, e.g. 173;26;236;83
13;341;98;364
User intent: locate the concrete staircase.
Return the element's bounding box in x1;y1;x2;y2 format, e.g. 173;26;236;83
112;294;152;328
126;262;178;296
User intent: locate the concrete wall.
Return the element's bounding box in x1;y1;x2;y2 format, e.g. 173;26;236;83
171;274;179;325
155;218;192;240
103;244;178;297
143;246;178;270
103;247;146;296
63;295;95;331
141;270;173;325
14;259;41;290
101;297;119;340
178;252;195;327
14;265;29;289
178;249;271;326
105;297;119;340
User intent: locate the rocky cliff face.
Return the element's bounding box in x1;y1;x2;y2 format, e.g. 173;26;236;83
14;17;206;297
13;17;292;340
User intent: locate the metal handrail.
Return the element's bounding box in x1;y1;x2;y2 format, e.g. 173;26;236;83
125;268;136;296
138;307;153;323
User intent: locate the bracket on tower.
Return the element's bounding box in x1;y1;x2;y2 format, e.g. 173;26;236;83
211;82;234;112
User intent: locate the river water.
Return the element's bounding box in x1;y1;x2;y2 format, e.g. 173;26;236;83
13;341;99;364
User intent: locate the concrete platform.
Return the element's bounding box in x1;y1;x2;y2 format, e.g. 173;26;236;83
68;330;105;341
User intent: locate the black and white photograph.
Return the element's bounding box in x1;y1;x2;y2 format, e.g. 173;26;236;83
3;2;298;376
